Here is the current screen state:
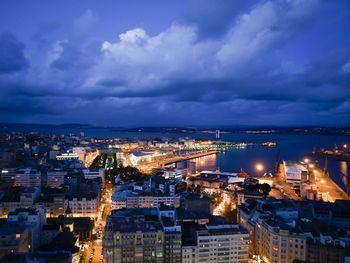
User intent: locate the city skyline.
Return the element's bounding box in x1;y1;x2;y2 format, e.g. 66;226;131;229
1;0;350;126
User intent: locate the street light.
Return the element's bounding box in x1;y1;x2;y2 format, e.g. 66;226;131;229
304;158;309;164
255;163;264;173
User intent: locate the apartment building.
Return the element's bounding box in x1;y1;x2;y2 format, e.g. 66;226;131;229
7;208;46;249
14;168;41;187
111;190;181;210
103;217;164;263
103;207;184;263
182;245;198;263
238;198;350;263
0;168;16;185
64;193;99;218
196;225;249;263
255;218;307;263
0;225;31;259
82;168;105;184
46;169;67;188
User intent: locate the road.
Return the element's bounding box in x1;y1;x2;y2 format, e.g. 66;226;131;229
83;181;113;263
270;162;348;202
213;191;234;216
312;167;348;201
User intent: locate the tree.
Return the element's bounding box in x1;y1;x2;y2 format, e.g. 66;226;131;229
105;165;145;185
222;202;237;224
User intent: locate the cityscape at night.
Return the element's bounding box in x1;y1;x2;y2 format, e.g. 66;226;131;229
0;1;350;263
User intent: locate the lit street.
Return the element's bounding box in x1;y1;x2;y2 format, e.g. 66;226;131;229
83;181;113;263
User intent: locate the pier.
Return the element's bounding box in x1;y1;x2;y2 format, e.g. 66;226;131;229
136;150;219;172
160;150;219;166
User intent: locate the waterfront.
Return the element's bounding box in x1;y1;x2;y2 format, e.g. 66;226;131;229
3;125;350;191
89;129;349;192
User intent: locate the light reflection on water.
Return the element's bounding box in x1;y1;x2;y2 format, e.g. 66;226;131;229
340;161;348;187
4;126;350;192
193;154;217;172
190;149;350;192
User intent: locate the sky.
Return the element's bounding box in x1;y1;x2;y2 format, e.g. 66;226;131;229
0;0;350;127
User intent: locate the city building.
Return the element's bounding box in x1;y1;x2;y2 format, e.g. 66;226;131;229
255;218;307;263
64;193;99;218
0;168;16;185
34;187;66;217
46;169;67;188
0;225;32;259
111;190;181;210
103;209;165;263
236;190;264;206
187;171;244;192
238;198;350;263
82;168;105;184
196;224;249;263
0;187;41;216
14;168;41;187
7;208;46;249
56;152;79;161
183;193;213;215
283;161;308;184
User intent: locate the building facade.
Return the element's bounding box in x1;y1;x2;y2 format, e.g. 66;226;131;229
196;225;249;263
255;218;307;263
15;168;41;187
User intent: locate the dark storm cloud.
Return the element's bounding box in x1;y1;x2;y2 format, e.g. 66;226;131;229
0;33;29;74
0;0;349;126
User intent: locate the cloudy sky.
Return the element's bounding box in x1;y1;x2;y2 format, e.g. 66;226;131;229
0;0;350;127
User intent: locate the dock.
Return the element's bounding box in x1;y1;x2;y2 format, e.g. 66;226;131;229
136;150;219;173
161;150;218;166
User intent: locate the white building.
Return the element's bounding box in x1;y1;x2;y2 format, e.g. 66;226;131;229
65;194;99;219
46;169;67;188
283;161;308;183
182;246;198;263
196;225;249;263
82;168;105;184
255;218;307;263
56;152;79;161
111;190;181;210
15;168;41;187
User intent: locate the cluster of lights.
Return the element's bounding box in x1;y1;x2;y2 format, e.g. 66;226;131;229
255;163;264;172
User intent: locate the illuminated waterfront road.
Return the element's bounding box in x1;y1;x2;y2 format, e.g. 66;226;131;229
136;150;219;173
313;168;348;201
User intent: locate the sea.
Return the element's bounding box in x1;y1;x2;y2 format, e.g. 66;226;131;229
3;126;350;192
